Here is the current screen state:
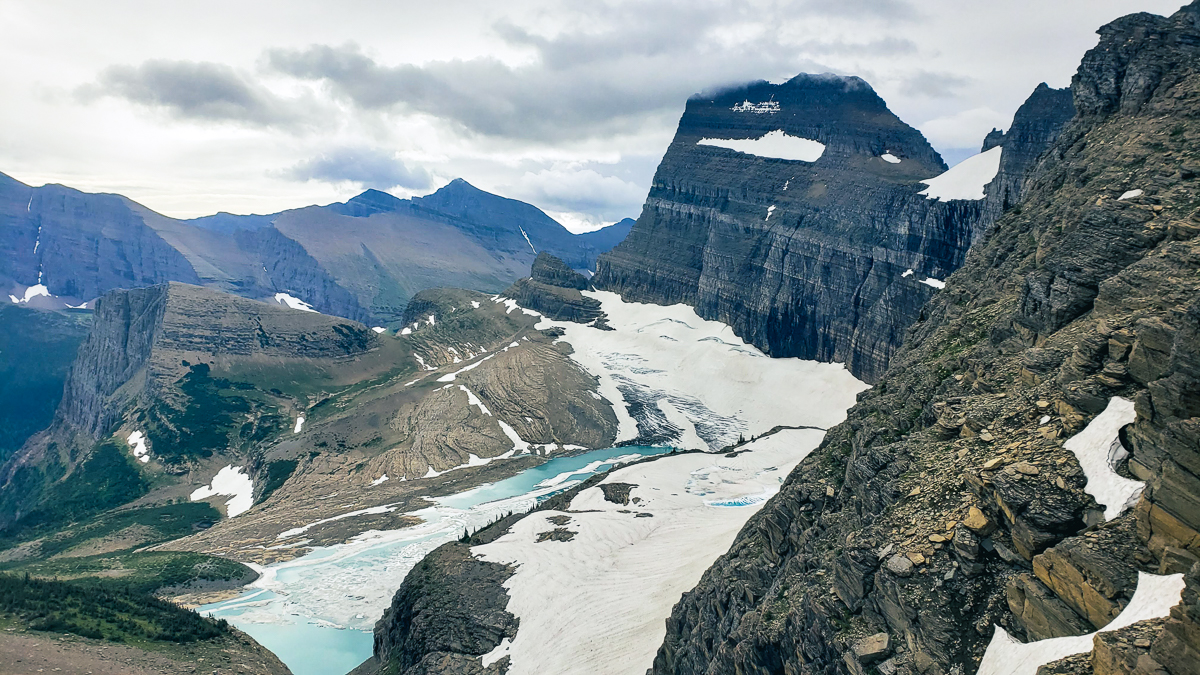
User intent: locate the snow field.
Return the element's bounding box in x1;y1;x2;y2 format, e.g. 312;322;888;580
191;465;255;517
1119;189;1144;201
919;146;1002;201
697;130;826;162
273;293;317;312
535;291;868;448
475;428;827;675
293;416;305;434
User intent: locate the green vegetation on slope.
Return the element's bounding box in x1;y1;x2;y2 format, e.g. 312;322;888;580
142;363;287;463
0;438;149;540
0;573;229;643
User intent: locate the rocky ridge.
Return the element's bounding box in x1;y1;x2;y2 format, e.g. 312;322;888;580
594;73;1072;383
648;4;1200;675
0;176;631;325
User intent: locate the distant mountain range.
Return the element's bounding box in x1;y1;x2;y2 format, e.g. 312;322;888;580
0;174;633;325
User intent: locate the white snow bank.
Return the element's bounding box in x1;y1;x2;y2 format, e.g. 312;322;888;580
436;353;495;382
371;474;389;486
9;284;51;304
126;430;150;463
765;205;776;221
920;277;946;290
471;300;481;309
881;153;901;164
901;269;914;278
977;571;1185;675
191;465;255;517
276;504;395;540
458;385;492;416
533;291;867;449
293;416;305;434
475;428;827;675
1119;189;1144;201
698;130;826;162
919;146;1002;201
1063;397;1143;520
273;293;317;312
400;327;412;335
371;327;386;334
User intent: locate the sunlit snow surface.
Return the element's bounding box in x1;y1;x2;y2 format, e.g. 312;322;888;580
697;130;826;162
476;429;830;675
1063;397;1143;520
978;571;1184;675
293;416;305;434
536;291;868;449
881;153;901;164
1119;189;1144;201
8;283;50;304
190;465;254;517
273;293;317;312
126;430;151;463
919;146;1002;200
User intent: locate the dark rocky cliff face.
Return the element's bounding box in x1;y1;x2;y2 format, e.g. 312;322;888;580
649;4;1200;675
594;74;1070;383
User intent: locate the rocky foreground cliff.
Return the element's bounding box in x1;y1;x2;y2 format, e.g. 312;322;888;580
594;73;1072;383
649;4;1200;674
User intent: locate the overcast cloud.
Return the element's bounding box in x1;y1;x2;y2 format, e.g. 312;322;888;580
0;0;1185;230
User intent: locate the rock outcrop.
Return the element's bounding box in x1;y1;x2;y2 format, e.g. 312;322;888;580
649;4;1200;675
58;282;378;439
594;73;1070;383
503;253;605;324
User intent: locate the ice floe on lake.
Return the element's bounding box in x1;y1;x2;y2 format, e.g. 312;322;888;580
475;428;828;675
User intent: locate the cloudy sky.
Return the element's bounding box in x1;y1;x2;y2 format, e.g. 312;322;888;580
0;0;1183;231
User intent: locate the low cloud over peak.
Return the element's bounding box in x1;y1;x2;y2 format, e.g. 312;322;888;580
283;147;432;191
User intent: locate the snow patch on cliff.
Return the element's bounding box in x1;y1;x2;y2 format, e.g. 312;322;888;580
919;146;1002;201
273;293;317;313
977;571;1185;675
698;130;825;162
1063;396;1143;520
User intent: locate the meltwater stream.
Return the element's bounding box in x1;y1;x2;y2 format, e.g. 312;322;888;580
200;446;674;675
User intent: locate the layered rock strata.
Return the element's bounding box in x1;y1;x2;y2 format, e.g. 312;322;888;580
594;74;1071;383
649;4;1200;675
